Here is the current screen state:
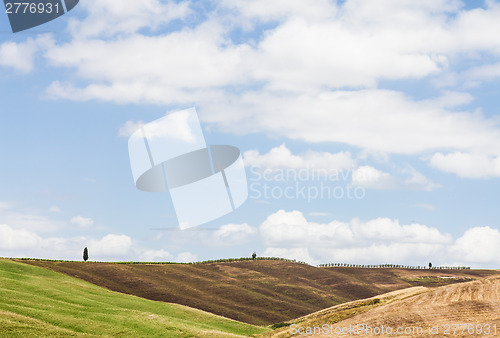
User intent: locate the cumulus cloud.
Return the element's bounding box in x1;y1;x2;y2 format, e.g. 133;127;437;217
466;62;500;82
449;227;500;264
403;166;441;191
138;249;172;262
88;234;132;258
140;109;200;142
220;0;337;23
258;210;500;268
0;34;54;72
244;146;437;191
3;0;500;185
35;1;500;161
174;252;198;263
0;211;59;233
211;90;500;155
67;0;191;38
262;247;318;265
260;210;451;248
351;166;396;189
430;152;500;178
309;212;330;217
0;223;132;261
0;224;41;250
213;223;256;243
0;220;200;263
136;249;197;263
118;120;144;137
351;165;439;191
243;144;354;171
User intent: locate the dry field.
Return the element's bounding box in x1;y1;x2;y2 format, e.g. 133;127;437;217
19;259;498;327
265;274;500;337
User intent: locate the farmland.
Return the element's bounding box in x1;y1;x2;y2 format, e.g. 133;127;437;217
20;259;498;326
0;258;268;337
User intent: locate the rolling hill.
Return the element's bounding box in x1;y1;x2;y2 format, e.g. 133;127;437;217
0;258;268;337
19;259;499;326
263;274;500;337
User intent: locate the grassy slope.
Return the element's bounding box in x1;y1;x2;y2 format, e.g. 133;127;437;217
20;259;499;326
0;259;268;337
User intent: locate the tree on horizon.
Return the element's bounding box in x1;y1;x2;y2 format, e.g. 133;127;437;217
83;247;89;262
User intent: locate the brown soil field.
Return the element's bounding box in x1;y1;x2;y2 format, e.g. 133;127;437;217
265;274;500;337
17;259;499;326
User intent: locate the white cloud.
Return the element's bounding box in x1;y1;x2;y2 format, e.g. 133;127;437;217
213;223;256;242
260;210;357;247
0;220;197;262
209;90;500;155
351;166;396;189
220;0;337;23
35;1;500;165
0;203;65;233
349;165;439;191
247;21;440;92
0;224;41;250
118;120;144;137
135;249;197;263
316;242;446;266
430;152;500;178
243;144;354;171
88;234;132;258
466;62;500;82
449;227;500;264
70;215;95;229
402;166;441;191
67;0;191;38
140;109;199;142
262;247;318;265
0;0;495;186
0;211;59;233
309;212;330;217
45;21;249;90
423;91;475;109
0;223;132;261
257;210;500;267
174;252;197;263
0;34;54;72
353;217;451;244
138;249;172;262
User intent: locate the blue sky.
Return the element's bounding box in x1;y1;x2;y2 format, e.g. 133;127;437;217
1;0;500;267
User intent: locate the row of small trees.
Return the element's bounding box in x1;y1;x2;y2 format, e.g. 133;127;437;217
79;248;470;269
317;263;470;269
79;249;311;265
192;256;309;265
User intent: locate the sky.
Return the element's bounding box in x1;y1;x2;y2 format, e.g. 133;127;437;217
1;0;500;268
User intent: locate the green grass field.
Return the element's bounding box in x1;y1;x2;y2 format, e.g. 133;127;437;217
0;259;269;337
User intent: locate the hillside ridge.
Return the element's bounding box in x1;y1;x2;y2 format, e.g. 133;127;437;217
18;258;499;326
